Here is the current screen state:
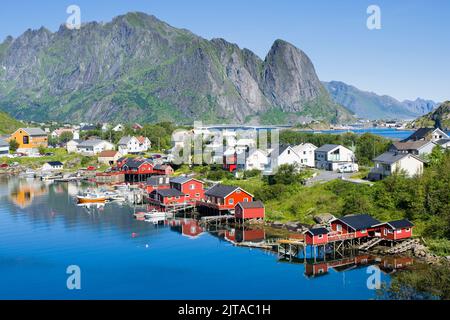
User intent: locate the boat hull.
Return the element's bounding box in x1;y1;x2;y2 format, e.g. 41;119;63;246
77;197;107;204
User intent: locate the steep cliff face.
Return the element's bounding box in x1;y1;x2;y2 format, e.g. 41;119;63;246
409;101;450;129
0;12;353;124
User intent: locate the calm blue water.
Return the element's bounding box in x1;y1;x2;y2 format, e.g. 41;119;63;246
0;177;401;300
317;128;416;140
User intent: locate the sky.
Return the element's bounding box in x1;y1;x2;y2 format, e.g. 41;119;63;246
0;0;449;102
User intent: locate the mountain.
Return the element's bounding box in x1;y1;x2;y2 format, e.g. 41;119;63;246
0;111;22;134
408;101;450;129
323;81;437;120
0;12;353;125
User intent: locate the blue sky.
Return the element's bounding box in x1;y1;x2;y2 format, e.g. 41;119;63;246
0;0;449;102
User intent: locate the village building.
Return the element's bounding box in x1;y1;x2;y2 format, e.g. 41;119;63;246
76;139;114;156
304;227;330;246
149;188;186;207
170;177;205;202
315;144;356;171
98;150;121;165
66;139;81;153
51;128;79;140
234;200;265;221
199;184;253;214
292;143;317;167
112;124;124;132
369;152;425;181
402;127;449;142
118;136;149;155
153;164;174;175
373;219;414;241
0;139;9;155
245;149;270;171
330;214;381;238
10;128;48;154
145;175;171;194
121;158;154;182
389;140;436;156
42;161;63;172
435;138;450;149
132;123;143;131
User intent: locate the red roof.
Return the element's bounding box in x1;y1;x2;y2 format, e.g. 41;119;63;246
98;150;119;158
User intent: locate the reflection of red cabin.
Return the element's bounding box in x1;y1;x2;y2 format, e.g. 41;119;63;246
374;219;414;240
330;214;381;239
304;227;329;245
201;184;253;212
235;228;265;242
235;201;265;220
305;262;329;277
170;177;204;202
181;220;204;239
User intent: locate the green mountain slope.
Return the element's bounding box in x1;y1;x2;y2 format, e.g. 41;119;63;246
408;101;450;129
0;12;353;125
0;111;22;134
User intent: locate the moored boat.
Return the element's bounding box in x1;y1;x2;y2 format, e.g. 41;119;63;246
77;192;107;204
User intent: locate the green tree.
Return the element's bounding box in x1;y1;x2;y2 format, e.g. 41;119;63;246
9;139;19;152
59;131;74;143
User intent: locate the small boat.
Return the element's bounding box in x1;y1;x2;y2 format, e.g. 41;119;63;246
77;192;107;204
144;209;166;219
19;169;36;178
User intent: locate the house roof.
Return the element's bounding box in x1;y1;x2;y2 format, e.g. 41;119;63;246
237;200;264;209
315;144;341;153
391;140;433;151
20;128;47;136
205;184;251;198
80;125;97;131
402;128;436;142
118;136;134;145
170;176;192;184
154;188;184;197
98;150;118;158
332;214;381;231
78;139;107;147
305;227;329;236
435;138;450;146
124;159;151;169
46;161;63;166
292;143;317;153
374;219;414;229
154;164;172;171
373;152;424;164
146;175;170;186
137;136;148;144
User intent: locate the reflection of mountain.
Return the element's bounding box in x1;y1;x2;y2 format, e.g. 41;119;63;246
9;180;48;208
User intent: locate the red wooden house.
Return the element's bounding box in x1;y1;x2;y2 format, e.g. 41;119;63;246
199;184;253;214
170;176;205;202
149;188;186;206
234;201;265;220
145;175;171;194
304;227;330;245
121;159;154;183
373;219;414;240
329;214;381;239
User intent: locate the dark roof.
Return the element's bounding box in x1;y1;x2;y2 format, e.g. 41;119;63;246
334;214;381;230
306;227;329;236
390;140;432;151
154;188;184;197
124;159;151;169
46;161;63;166
170;176;192;184
373;152;408;164
21;128;47;136
237;200;264;209
378;219;415;229
80;125;97;131
315;144;341;153
154;164;171;170
402;128;434;142
435;138;450;146
205;184;240;198
146;175;170;186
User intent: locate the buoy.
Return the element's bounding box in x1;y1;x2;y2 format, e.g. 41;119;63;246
131;232;138;238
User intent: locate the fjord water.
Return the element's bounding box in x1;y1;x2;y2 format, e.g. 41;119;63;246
0;177;397;300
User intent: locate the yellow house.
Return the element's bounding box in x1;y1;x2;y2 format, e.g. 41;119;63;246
10;128;48;152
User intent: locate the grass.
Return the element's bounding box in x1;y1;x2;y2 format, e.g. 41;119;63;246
0;111;22;134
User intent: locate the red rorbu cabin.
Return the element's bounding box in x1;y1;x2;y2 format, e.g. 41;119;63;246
374;219;414;240
145;175;171;194
149;188;185;206
304;227;329;245
170;177;205;202
121;159;154;183
234;201;265;220
154;164;174;175
199;184;253;214
330;214;381;239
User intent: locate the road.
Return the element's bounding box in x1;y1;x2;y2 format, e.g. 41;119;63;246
305;170;372;186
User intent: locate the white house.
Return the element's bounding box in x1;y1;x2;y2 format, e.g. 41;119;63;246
403;127;449;142
292;143;317;167
0;138;9;155
315;144;356;171
389;140;436;156
51;128;79;140
66;139;81;153
118;136;148;155
369;152;425;180
76;139;114;156
113;124;124;132
42;161;64;172
245;149;270;171
435;138;450;149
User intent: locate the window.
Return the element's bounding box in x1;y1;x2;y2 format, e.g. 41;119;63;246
384;229;387;236
396;229;402;234
361;229;367;234
405;228;410;232
229;199;234;205
23;136;29;145
336;224;342;232
318;234;323;239
236;190;241;194
244;198;248;202
190;184;195;190
195;193;200;197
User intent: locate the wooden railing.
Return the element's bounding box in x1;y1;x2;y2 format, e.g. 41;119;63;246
328;232;356;241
